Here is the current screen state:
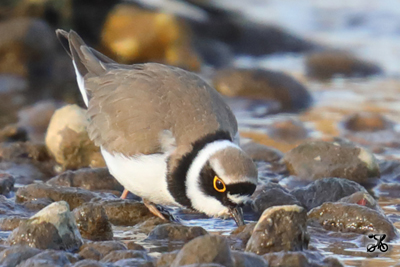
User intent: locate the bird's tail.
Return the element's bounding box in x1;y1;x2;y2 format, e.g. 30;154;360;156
55;29;115;106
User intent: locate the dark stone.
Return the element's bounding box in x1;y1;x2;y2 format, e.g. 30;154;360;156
263;251;344;267
16;183;104;210
79;241;127;260
291;178;367;210
99;199;156;226
8;221;64;250
147;223;207;242
229;223;256;250
251;183;301;215
22;198;53;211
171;235;234;267
0;215;28;231
283;141;380;183
231;251;268;267
133;217;168;235
48;168;123;192
241;142;283;163
246;205;309;254
101;250;152;263
79;247;102;261
0;173;14;196
212;68;311;113
308;202;398;241
17;250;78;267
306;51;382;80
74;203;113;241
0;245;42;267
0;124;28;143
8;201;83;251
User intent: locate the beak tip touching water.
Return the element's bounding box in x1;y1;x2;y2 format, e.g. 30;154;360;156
230;207;245;226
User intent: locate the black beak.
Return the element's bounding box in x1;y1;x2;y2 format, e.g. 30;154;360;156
230;207;245;226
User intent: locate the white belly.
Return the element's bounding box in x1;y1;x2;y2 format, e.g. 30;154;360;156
100;147;178;205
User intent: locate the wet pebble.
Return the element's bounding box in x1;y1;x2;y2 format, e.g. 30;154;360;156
308;202;398;241
99;199;156;226
284;141;380;183
45;104;105;170
241;142;283;163
17;250;79;267
0;245;42;267
305;51;382;80
231;251;268;267
147;223;208;242
8;201;83;251
48;168;123;192
212;68;311;113
251;183;301;216
133;217;168;235
171;235;234;267
0;173;15;196
245;205;309;254
0;195;32;217
156;250;179;267
126;241;145;251
291;177;367;210
229;223;256;250
101;250;152;263
267;118;309;143
73;203;113;241
79;241;126;260
262;251;343;267
341;112;393;132
16;183;105;210
0;216;28;231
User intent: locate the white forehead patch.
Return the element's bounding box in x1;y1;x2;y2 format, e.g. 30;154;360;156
227;193;251;204
186;140;237;216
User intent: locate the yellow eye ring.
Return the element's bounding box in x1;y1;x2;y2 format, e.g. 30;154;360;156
213;176;226;193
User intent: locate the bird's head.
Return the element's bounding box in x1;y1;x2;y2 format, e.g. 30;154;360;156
185;140;258;226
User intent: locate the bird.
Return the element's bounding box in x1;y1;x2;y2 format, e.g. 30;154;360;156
56;29;258;226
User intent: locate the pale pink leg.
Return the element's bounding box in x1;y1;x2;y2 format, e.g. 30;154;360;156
120;189;129;199
143;199;168;221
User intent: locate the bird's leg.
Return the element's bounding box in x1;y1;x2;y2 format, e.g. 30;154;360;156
120;189;129;199
143;199;169;221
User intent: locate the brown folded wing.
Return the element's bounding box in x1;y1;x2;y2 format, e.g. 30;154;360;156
85;63;238;156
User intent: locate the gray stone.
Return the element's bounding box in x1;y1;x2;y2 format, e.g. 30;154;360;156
171;235;234;267
308;202;398;241
246;205;309;255
291;177;366;210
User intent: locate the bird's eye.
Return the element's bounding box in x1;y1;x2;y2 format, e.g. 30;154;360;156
213;176;226;192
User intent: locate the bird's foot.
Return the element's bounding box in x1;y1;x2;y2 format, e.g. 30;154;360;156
120;189;129;199
143;199;177;222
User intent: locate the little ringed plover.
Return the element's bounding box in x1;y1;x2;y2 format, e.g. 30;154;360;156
56;29;258;226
